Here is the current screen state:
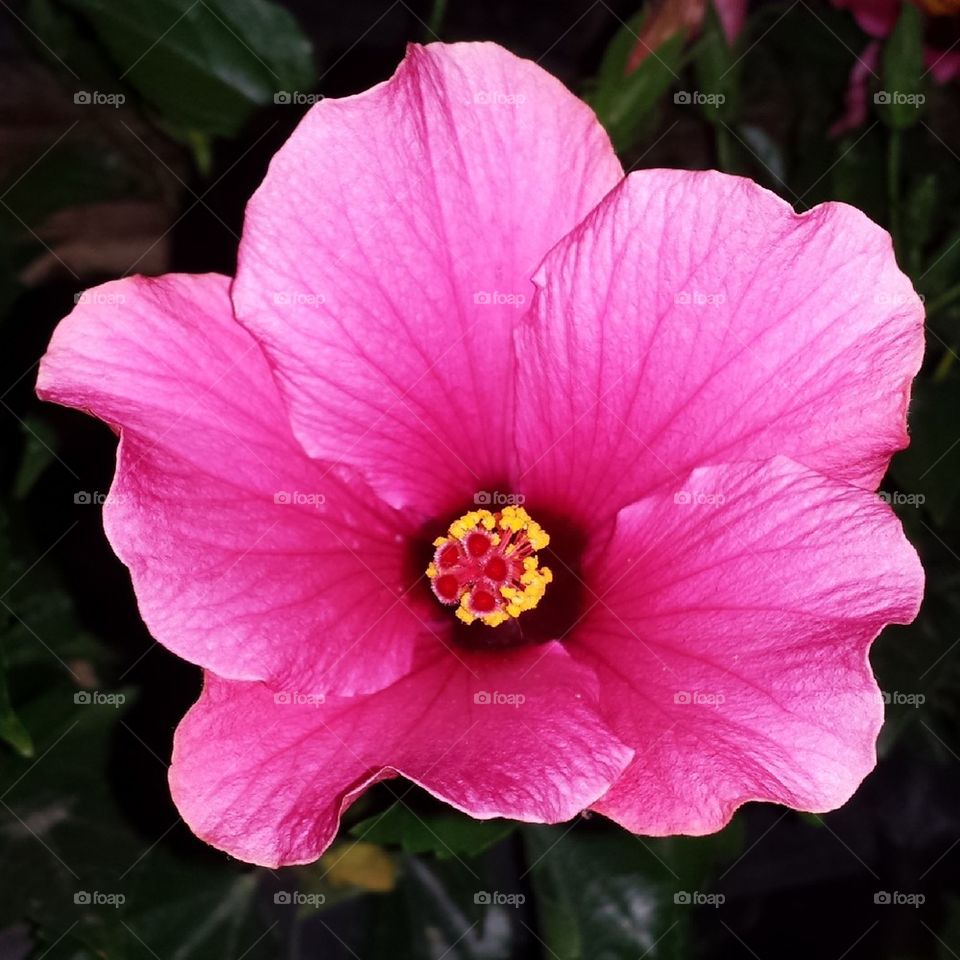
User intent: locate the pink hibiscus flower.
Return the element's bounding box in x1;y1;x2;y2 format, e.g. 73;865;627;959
627;0;747;72
835;0;960;81
37;42;924;867
831;0;960;134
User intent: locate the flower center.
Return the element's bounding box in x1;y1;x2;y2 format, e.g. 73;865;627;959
426;506;553;627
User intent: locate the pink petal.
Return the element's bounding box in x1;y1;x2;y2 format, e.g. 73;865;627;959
515;170;923;521
37;274;427;696
714;0;748;43
626;0;707;74
169;643;633;866
829;42;882;137
832;0;900;37
572;457;922;834
233;41;623;515
926;46;960;83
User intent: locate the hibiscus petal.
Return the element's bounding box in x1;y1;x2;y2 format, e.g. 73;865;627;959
571;457;922;834
714;0;748;43
515;169;923;519
37;274;428;695
829;42;881;137
233;41;623;515
169;643;633;866
832;0;900;38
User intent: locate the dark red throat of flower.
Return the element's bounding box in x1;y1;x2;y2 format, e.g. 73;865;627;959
426;506;552;627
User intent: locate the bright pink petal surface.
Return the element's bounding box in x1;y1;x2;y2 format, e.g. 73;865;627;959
515;170;923;521
572;457;923;834
170;643;633;866
233;41;622;515
37;274;427;696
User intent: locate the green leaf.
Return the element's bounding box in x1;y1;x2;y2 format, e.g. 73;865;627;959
0;642;33;757
920;225;960;316
522;819;742;960
0;688;277;959
879;2;925;129
693;1;739;125
25;0;123;90
904;171;939;276
351;803;514;859
12;416;58;500
371;854;514;960
60;0;314;136
937;897;960;960
589;9;685;154
738;124;787;186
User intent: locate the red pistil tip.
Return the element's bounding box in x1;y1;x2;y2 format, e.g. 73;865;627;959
426;507;552;627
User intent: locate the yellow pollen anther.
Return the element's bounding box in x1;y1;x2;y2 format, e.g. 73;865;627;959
427;505;552;627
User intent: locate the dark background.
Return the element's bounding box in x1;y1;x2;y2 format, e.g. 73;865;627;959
2;1;960;957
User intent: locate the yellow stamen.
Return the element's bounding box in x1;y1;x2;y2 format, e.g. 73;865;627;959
427;505;552;627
